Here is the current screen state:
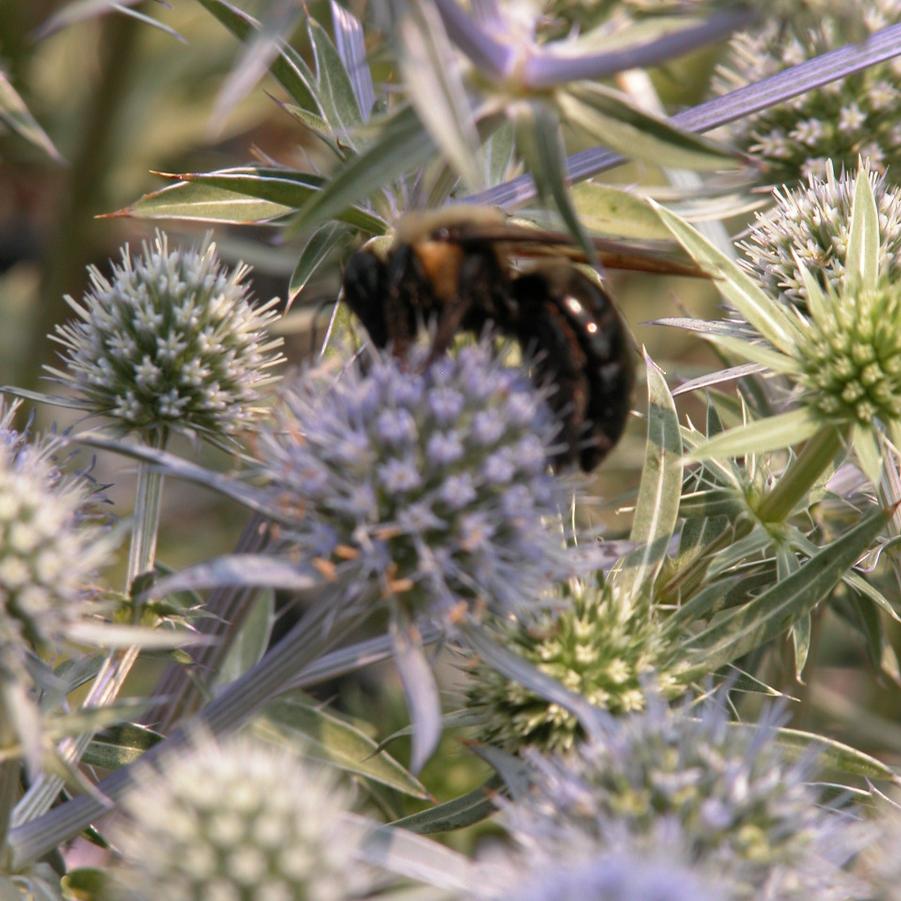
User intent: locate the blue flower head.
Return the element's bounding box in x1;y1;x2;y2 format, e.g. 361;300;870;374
258;342;573;625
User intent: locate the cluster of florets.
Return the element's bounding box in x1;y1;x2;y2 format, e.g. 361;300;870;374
499;699;863;899
49;232;284;443
797;280;901;426
110;737;367;901
468;578;685;752
739;163;901;305
0;402;108;675
257;342;571;624
714;3;900;184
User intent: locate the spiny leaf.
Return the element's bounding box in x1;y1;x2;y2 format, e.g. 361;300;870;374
688;408;821;461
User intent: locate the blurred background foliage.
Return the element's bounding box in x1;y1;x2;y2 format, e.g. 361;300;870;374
2;0;899;852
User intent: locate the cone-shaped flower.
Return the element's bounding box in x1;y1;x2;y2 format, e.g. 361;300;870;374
656;166;901;486
499;698;865;900
109;736;370;901
715;4;900;185
257;341;572;625
739;162;901;306
49;232;284;446
467;577;686;753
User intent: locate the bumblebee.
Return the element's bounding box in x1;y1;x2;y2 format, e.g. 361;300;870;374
342;208;704;472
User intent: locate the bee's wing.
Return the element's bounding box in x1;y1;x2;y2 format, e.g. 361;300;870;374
451;222;710;279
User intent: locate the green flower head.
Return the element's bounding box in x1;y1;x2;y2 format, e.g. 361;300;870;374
467;577;686;753
49;232;284;446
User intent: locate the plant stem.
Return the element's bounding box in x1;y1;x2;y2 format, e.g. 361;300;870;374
756;426;844;524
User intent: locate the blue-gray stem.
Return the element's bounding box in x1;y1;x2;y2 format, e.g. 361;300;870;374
468;23;901;209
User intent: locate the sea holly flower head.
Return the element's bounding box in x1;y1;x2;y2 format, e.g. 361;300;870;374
110;736;367;901
48;231;284;446
739;162;901;306
500;697;865;900
656;166;899;485
714;2;901;185
467;576;686;753
0;400;109;666
257;341;572;625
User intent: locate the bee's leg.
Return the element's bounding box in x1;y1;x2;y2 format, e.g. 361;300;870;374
511;273;592;470
342;250;391;348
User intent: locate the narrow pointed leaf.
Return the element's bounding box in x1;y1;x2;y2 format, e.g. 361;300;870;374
344;813;474;891
196;0;318;112
847;166;880;292
689;408;821;460
391;777;500;834
512;100;595;261
652;201;802;355
308;16;364;137
211;589;275;688
851;422;883;486
617;353;682;598
399;3;482;190
296;105;436;232
772;726;896;781
0;72;63;163
289;221;353;307
260;696;430;798
391;616;442;774
82;723;162;770
330;2;375;120
702;335;798;375
682;505;892;677
572;181;672;240
559;82;735;171
0;386;93;411
777;548;809;680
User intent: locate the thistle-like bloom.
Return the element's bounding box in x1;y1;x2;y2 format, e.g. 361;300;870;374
483;835;722;901
467;577;686;753
0;401;109;670
500;698;864;900
111;737;367;901
657;167;901;484
714;3;900;184
739;163;901;306
257;341;570;624
49;232;284;444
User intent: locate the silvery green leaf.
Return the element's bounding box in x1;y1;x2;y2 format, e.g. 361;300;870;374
483;120;515;187
681;505;891;677
0;386;93;411
133;167;387;234
512;99;595;261
142;555;322;599
705;526;773;579
82;723;162;770
196;0;318;112
296;105;436;231
851;422;883;487
259;695;430;798
308;16;364;140
615;352;682;599
770;726;896;782
671;362;767;397
558;81;735;171
35;0;184;41
288;221;354;307
211;0;300;128
846;164;881;292
0;72;63;164
211;589;275;688
391;778;499;834
661;574;744;637
688;408;821;461
399;2;482;191
391;613;442;774
345;812;474;891
777;548;809;679
64;622;211;650
796;258;829;320
330;1;375;120
653;201;801;355
572;181;673;240
700;335;797;375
